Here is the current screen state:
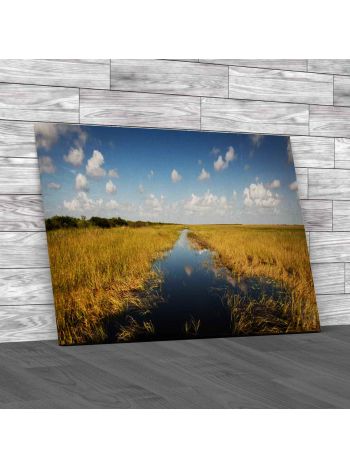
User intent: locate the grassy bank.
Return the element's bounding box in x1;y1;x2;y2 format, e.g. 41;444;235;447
47;225;181;345
188;224;319;335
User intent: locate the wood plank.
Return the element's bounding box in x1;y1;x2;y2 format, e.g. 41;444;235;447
295;167;308;199
0;84;79;123
310;232;350;262
316;295;350;325
0;120;36;158
201;97;309;135
111;60;228;97
0;304;56;343
333;201;350;231
80;89;200;129
200;59;307;72
334;75;350;107
311;263;344;294
300;200;332;231
310;105;350;138
229;66;332;105
0;59;110;89
308;60;350;75
309;169;350;200
290;136;334;168
0;158;40;194
0;232;49;268
345;264;350;294
335;138;350;169
0;268;53;305
0;195;45;231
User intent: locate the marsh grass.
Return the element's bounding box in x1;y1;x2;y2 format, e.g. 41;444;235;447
189;224;319;334
47;225;180;345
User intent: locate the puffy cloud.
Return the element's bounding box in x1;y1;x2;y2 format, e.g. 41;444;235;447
171;169;182;183
39;156;55;174
106;180;117;193
145;194;165;212
214;146;236;171
86;150;106;177
35;123;87;150
198;168;210;181
64;147;84;166
64;191;103;212
243;183;280;208
184;190;228;215
267;179;281;189
106;199;119;209
250;134;264;147
108;169;119;178
75;173;89;191
289;180;298;191
233;190;237;200
139;184;144;193
47;182;61;190
211;147;220;156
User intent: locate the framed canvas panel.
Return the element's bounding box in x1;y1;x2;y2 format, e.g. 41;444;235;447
34;124;320;345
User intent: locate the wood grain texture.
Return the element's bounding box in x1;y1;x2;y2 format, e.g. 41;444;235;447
300;200;332;231
295;168;308;199
309;169;350;200
0;59;109;90
316;296;350;325
229;66;333;105
311;263;344;294
200;59;307;72
0;195;45;231
290;136;334;168
333;201;350;231
335;138;350;169
310;105;350;138
0;84;79;123
201;97;309;135
0;268;53;305
345;264;350;294
80;89;200;129
0;120;36;158
0;158;40;194
0;232;49;268
111;60;228;97
308;60;350;76
310;232;350;263
334;75;350;107
0;304;56;342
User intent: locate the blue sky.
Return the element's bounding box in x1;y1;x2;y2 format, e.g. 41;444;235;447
35;124;302;225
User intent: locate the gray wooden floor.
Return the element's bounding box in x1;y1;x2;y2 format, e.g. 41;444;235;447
1;325;349;408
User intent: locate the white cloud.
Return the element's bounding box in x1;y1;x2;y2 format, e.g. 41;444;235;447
267;179;281;189
139;184;144;193
106;179;117;193
145;193;165;212
35;124;87;150
75;173;89;191
214;146;236;171
108;169;119;178
106;199;119;209
39;156;55;174
198;168;210;181
171;169;182;183
289;180;298;191
64;147;84;166
47;182;61;190
243;183;280;208
184;190;228;215
233;190;237;200
211;147;220;156
64;191;103;212
250;134;264;147
86;150;106;177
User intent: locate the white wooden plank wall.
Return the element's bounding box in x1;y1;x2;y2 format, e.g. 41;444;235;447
0;59;350;342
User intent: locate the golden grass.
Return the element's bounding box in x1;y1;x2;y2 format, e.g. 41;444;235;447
47;225;180;345
188;224;320;334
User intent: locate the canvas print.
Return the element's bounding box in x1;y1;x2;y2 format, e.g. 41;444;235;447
35;124;320;345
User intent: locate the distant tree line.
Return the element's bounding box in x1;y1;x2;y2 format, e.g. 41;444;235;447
45;215;173;231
